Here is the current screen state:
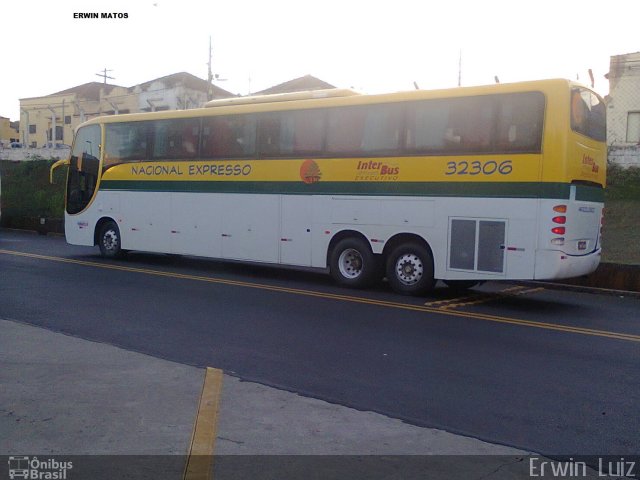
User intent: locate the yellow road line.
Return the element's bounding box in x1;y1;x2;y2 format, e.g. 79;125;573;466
425;285;526;308
183;367;224;480
2;248;640;343
442;287;546;309
424;293;484;307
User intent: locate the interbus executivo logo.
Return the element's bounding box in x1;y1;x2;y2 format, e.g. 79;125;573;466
8;456;73;479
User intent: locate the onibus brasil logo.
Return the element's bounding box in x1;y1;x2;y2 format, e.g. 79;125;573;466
8;456;73;479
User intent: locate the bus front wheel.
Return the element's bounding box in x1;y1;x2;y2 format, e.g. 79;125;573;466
98;221;123;259
386;243;435;296
330;237;379;289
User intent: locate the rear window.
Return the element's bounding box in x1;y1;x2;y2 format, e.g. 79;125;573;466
571;88;606;142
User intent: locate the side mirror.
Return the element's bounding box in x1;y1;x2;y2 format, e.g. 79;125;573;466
50;158;70;184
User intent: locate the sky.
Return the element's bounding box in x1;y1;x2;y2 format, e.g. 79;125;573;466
2;0;638;121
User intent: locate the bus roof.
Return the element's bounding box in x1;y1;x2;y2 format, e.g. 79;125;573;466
78;78;589;127
204;88;359;107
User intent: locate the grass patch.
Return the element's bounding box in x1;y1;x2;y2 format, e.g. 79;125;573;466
0;160;66;223
602;165;640;265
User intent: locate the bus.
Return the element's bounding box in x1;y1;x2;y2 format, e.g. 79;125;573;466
50;79;606;295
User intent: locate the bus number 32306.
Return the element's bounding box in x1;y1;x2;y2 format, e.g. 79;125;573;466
445;159;513;176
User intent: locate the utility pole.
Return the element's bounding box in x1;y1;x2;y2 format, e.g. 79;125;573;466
207;37;214;101
96;68;115;84
458;49;462;87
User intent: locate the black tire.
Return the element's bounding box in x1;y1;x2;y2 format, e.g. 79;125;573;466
443;280;480;291
329;237;379;289
386;242;436;296
98;221;123;259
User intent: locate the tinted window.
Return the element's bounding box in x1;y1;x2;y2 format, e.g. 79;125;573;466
105;122;148;167
151;118;200;160
407;97;494;154
571;88;606;142
407;93;544;154
327;104;402;155
202;115;256;158
496;92;545;152
258;110;324;156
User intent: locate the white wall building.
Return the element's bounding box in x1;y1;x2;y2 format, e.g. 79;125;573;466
606;52;640;168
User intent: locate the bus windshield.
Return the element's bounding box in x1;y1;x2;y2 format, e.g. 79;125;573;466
66;125;101;214
571;88;606;142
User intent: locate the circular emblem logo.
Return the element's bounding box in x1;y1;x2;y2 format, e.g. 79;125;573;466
300;159;322;184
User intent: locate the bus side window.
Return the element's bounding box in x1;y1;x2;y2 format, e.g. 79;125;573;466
257;116;282;155
291;110;324;155
496;92;544;153
151;118;199;160
361;105;402;153
104;122;148;169
202;116;256;158
447;97;494;152
407;100;451;153
326;107;366;155
327;105;401;156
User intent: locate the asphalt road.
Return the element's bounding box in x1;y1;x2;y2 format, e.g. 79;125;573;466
1;229;638;457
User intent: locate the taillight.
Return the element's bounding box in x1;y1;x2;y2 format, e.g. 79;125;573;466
551;205;567;245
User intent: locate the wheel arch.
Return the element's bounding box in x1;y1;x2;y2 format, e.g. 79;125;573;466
382;233;436;272
94;216;117;246
326;229;372;268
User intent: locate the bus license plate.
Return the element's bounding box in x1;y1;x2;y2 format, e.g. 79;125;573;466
578;241;587;250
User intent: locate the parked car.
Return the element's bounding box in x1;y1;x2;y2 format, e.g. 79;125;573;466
42;142;70;149
9;142;22;148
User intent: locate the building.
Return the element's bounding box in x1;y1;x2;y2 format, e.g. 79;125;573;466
606;52;640;168
254;74;336;95
18;73;234;148
0;116;19;146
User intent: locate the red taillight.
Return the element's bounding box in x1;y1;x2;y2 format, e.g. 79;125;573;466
551;206;567;240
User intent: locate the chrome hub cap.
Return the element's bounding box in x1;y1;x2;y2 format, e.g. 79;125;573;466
338;248;363;279
395;254;423;285
103;230;119;252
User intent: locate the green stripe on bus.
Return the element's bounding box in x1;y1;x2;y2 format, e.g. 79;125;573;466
575;184;605;203
98;180;595;200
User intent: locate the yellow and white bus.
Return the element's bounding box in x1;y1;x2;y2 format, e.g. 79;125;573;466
52;79;606;295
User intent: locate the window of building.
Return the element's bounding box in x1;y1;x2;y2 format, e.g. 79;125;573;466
626;112;640;143
29;124;36;134
65;116;72;125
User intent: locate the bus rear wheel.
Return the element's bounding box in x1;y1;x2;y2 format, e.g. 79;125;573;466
98;220;123;259
330;237;379;289
386;242;435;296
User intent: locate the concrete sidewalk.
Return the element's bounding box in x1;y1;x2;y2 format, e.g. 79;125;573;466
1;318;605;479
